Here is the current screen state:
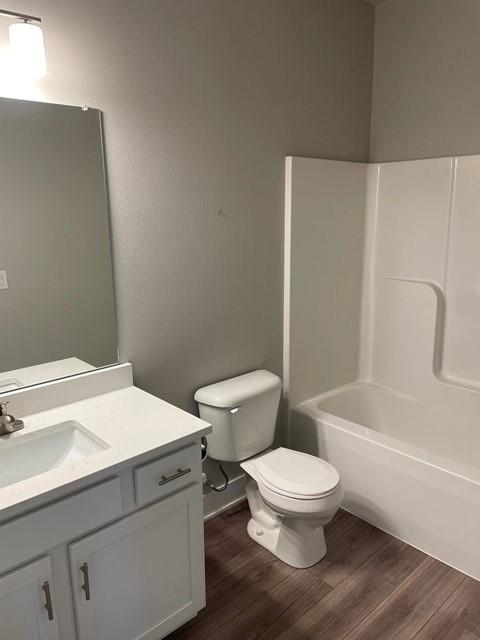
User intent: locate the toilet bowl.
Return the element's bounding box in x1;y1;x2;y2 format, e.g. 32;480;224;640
241;447;343;568
194;370;343;568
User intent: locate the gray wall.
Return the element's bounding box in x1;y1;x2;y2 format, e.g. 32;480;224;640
0;99;117;373
370;0;480;162
288;158;367;407
0;0;374;412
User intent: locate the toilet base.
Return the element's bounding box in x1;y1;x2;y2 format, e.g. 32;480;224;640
245;481;328;568
246;517;327;568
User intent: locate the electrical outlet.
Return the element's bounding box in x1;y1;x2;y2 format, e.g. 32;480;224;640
0;271;8;290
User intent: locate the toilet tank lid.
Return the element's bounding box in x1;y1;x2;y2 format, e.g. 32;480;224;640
194;370;282;408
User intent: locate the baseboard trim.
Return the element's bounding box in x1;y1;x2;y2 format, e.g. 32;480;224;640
203;473;247;521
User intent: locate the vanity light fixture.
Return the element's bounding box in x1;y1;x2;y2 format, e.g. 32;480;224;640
0;9;46;80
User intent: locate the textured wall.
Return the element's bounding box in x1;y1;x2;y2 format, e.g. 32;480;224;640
0;0;374;412
286;157;367;407
370;0;480;161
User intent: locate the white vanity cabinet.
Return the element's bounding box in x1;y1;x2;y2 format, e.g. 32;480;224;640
0;441;206;640
69;484;205;640
0;366;211;640
0;556;59;640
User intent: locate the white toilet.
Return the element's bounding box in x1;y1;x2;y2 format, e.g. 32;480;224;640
195;370;343;568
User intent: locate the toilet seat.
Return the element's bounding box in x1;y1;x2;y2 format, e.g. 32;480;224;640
248;447;340;500
257;479;343;517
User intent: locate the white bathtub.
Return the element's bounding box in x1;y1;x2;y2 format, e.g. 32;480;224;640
290;382;480;580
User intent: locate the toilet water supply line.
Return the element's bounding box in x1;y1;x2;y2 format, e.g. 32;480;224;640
201;436;230;492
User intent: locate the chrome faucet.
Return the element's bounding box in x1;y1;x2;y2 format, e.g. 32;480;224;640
0;401;24;435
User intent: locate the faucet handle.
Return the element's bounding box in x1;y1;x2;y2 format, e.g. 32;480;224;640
0;400;23;435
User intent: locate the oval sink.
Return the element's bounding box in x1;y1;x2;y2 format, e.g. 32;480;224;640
0;420;109;489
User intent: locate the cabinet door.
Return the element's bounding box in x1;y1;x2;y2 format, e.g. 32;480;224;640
0;556;60;640
70;484;205;640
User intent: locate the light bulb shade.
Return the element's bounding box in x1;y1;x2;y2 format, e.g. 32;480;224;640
9;22;46;80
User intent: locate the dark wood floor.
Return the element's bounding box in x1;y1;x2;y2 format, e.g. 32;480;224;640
168;502;480;640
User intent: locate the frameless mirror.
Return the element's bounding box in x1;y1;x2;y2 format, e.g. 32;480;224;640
0;97;118;392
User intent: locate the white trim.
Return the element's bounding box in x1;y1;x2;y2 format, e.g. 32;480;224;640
359;164;380;381
283;157;293;399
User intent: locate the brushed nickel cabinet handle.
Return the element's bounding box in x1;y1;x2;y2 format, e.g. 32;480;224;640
80;562;91;601
42;581;54;621
158;467;191;486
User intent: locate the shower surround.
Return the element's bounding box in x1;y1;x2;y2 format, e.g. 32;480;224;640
285;155;480;579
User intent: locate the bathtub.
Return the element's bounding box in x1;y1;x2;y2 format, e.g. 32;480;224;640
290;382;480;580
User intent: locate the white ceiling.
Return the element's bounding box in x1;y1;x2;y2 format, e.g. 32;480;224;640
363;0;391;4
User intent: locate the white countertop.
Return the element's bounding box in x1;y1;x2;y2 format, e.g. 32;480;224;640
0;384;211;519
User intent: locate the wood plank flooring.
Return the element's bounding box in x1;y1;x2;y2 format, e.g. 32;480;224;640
167;502;479;640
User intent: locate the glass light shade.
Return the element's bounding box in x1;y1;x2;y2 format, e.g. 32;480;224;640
9;22;46;80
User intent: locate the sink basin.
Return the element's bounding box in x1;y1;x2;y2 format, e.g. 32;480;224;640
0;421;109;489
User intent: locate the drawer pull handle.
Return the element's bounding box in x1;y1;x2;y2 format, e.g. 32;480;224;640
158;467;191;486
80;562;91;601
42;581;55;621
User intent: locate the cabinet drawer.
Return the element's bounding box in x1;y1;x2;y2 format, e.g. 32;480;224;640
0;477;122;575
134;443;201;506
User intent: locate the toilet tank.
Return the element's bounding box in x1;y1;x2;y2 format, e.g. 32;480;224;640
194;370;282;462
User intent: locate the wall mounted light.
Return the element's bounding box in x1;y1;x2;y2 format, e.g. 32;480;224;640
0;9;46;80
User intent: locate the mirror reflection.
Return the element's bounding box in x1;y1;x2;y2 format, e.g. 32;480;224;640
0;97;118;392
